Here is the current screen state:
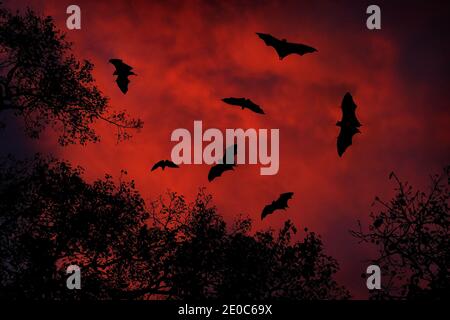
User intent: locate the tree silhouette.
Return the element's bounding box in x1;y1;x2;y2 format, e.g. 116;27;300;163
0;155;153;299
351;166;449;300
152;190;349;300
0;155;349;300
0;5;142;145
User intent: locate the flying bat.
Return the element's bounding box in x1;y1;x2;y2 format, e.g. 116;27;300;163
261;192;294;220
208;163;235;182
151;160;179;171
336;92;362;157
109;58;136;94
256;33;317;60
208;144;238;182
222;97;265;115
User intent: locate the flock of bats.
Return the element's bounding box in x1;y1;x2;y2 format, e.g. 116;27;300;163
109;33;362;220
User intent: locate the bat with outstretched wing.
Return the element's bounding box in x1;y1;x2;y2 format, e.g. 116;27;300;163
222;97;265;115
256;33;317;60
261;192;294;220
151;160;179;171
208;163;235;182
109;58;136;94
336;92;362;157
208;144;238;182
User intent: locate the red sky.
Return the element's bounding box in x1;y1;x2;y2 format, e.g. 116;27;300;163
4;0;450;298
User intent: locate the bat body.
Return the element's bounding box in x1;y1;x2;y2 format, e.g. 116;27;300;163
208;144;238;182
261;192;294;220
222;97;265;115
336;92;362;157
109;59;136;94
151;160;179;171
256;33;317;60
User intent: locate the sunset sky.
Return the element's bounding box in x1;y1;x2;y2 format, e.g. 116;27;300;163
2;0;449;298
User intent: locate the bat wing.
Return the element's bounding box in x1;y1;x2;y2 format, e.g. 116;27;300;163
222;97;246;107
285;42;318;56
256;32;282;49
208;164;234;182
109;58;134;73
257;33;290;59
261;202;276;220
109;59;124;70
275;192;294;209
244;99;265;115
151;160;166;171
120;62;134;73
336;93;362;156
261;192;294;220
340;93;361;127
164;160;179;169
257;33;316;59
222;98;264;114
116;76;130;94
208;165;221;182
337;126;360;157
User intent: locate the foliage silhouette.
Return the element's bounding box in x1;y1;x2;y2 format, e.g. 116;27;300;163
0;155;349;300
0;5;142;145
0;155;151;299
351;166;449;300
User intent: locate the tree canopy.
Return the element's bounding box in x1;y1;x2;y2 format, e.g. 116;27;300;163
0;155;349;300
0;5;142;145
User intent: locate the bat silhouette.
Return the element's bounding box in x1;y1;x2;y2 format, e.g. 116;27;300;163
261;192;294;220
208;144;238;182
208;163;235;182
151;160;179;171
222;97;265;115
256;33;317;60
336;92;362;157
109;58;136;94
